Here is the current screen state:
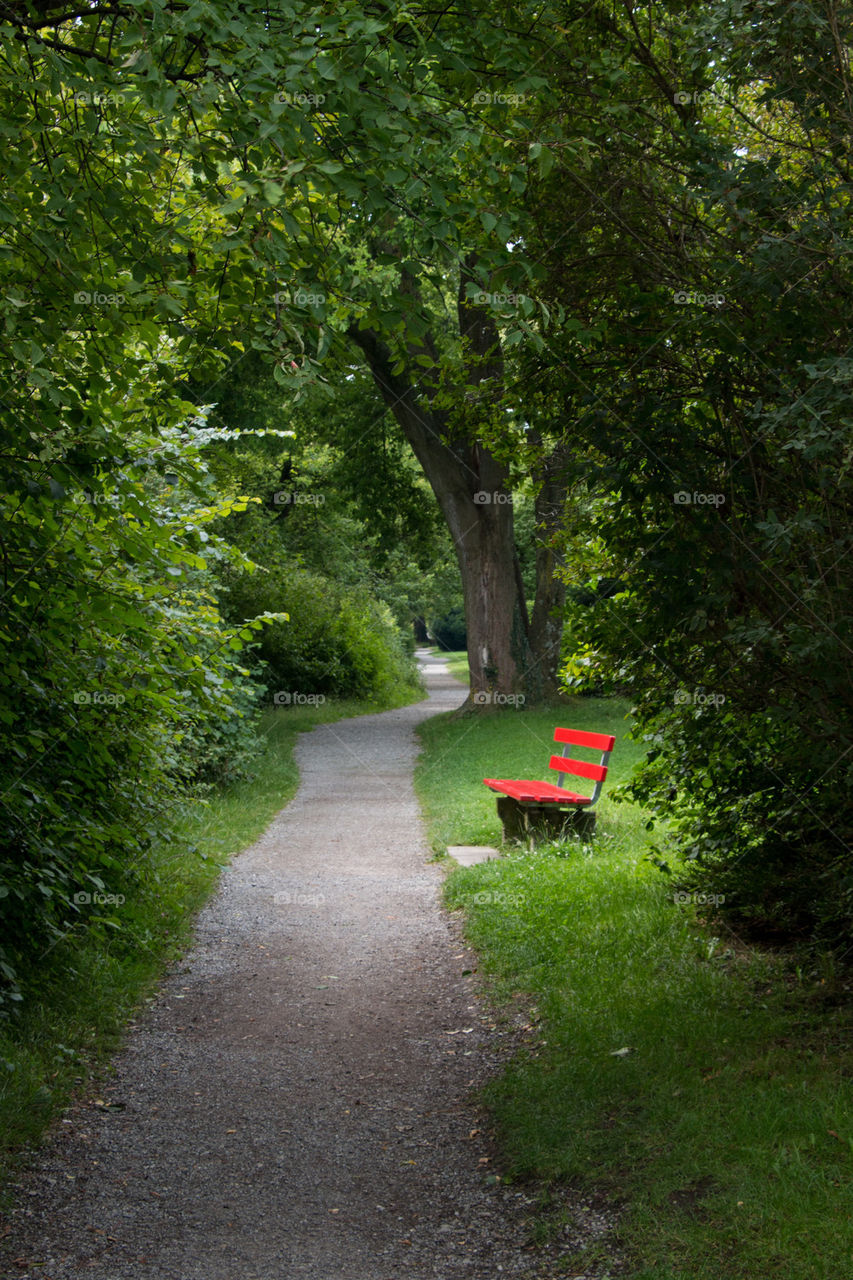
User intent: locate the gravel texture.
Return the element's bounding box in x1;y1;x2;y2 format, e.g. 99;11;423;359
1;653;620;1279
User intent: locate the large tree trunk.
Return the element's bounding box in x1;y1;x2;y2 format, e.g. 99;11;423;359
347;255;565;703
457;464;531;697
347;324;532;698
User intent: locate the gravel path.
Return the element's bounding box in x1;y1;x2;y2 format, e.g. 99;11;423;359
1;653;619;1280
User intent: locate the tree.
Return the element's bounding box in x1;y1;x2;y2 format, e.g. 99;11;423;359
507;0;853;946
346;292;540;698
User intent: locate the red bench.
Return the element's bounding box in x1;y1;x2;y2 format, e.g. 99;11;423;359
484;726;616;843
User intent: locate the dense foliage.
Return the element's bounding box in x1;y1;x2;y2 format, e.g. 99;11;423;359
0;0;450;1003
0;409;275;1005
519;0;853;947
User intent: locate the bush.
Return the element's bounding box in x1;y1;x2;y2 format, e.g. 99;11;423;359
558;590;625;697
626;707;853;951
429;604;467;651
0;416;275;1011
219;562;419;704
170;664;268;789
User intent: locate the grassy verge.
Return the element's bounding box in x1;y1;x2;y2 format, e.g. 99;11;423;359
415;702;852;1280
432;647;470;685
0;689;419;1191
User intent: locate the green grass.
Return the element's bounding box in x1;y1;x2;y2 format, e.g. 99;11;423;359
416;694;643;851
433;647;470;684
415;702;853;1280
0;689;419;1192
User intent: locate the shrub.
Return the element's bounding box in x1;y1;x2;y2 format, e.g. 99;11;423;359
219;562;419;703
0;417;275;1010
429;605;467;651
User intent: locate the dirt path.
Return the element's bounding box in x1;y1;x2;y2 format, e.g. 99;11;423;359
2;653;616;1280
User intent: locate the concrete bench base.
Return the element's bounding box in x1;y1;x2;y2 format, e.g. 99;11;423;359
447;845;502;866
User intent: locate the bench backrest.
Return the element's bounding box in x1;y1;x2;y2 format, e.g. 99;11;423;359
550;726;616;805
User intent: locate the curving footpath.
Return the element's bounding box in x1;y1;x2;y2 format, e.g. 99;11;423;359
1;652;616;1280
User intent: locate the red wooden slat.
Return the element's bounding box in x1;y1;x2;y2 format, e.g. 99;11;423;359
549;755;608;782
553;726;616;752
483;778;592;805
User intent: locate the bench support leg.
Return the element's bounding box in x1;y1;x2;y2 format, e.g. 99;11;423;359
496;796;530;842
496;797;597;845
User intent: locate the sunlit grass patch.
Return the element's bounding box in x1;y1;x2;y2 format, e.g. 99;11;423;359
416;704;853;1280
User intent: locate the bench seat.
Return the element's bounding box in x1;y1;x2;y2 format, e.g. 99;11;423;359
483;726;615;843
483;779;593;805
